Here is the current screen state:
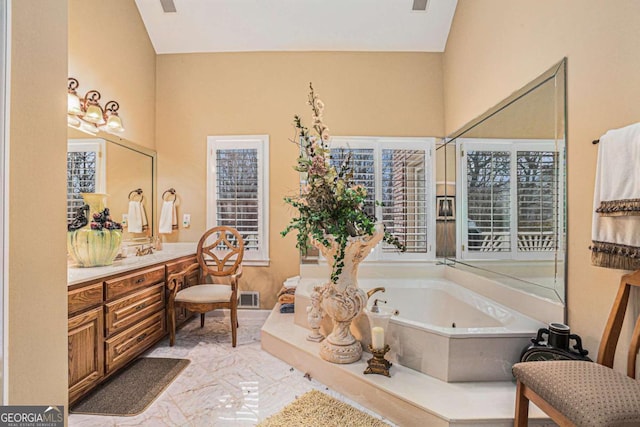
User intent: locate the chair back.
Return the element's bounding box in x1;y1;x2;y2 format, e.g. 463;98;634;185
597;269;640;378
196;226;244;278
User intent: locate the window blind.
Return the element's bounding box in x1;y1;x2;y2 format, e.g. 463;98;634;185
466;150;511;252
516;150;558;252
329;148;376;216
381;149;428;253
215;148;260;252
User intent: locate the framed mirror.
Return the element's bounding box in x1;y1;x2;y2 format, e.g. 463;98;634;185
439;59;567;309
67;127;157;241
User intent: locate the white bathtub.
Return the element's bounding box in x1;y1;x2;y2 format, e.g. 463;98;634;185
294;276;545;382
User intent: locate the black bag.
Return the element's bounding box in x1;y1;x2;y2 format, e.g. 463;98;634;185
520;322;591;362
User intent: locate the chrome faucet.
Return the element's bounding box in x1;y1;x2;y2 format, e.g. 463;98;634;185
366;287;386;299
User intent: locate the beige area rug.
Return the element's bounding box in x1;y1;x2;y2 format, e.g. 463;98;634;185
71;357;189;416
258;389;390;427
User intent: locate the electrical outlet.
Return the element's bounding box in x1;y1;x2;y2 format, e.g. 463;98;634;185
182;213;191;228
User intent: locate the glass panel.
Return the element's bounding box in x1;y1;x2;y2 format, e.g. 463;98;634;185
216;148;260;251
440;58;567;308
381;149;428;253
329;148;375;216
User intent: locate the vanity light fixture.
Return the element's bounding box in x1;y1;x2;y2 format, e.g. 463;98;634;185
81;90;105;125
67;78;82;116
101;101;125;133
67;77;125;135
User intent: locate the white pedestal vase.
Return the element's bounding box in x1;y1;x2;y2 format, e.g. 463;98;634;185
310;224;384;364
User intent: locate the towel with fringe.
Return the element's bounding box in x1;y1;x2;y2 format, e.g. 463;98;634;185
591;122;640;270
159;200;178;234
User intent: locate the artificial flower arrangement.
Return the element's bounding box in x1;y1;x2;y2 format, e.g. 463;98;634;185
281;83;404;283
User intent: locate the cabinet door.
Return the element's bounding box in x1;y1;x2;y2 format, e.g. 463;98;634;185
68;306;104;404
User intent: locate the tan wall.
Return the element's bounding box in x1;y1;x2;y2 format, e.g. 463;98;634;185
69;0;156;149
156;52;444;308
444;0;640;367
8;0;68;406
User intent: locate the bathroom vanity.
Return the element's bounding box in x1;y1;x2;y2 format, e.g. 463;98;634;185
67;244;199;405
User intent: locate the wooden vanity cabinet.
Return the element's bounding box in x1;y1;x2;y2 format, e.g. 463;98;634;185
68;253;198;405
68;305;104;405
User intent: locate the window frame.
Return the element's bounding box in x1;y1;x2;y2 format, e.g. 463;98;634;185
328;136;436;262
207;135;270;266
456;138;565;261
66;139;106;222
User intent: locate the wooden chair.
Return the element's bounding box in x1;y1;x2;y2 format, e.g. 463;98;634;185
513;269;640;426
167;226;244;347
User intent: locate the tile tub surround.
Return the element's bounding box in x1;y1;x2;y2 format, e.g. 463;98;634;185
69;309;393;427
262;307;554;426
295;277;546;382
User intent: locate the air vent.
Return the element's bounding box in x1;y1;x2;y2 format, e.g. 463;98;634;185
412;0;429;11
238;291;260;308
160;0;177;13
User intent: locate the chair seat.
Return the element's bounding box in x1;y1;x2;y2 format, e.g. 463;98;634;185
513;361;640;426
175;284;232;304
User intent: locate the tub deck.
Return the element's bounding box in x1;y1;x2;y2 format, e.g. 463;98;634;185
261;306;553;426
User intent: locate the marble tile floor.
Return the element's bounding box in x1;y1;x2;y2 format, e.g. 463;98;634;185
69;311;395;427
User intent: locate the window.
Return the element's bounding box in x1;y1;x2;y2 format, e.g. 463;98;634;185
458;139;564;260
67;139;106;223
207;135;269;264
329;137;435;261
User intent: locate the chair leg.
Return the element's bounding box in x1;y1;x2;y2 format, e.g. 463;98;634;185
200;313;205;328
169;307;176;347
231;305;238;347
514;380;530;427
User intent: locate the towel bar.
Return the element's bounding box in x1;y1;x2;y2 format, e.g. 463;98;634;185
162;188;177;202
128;188;143;201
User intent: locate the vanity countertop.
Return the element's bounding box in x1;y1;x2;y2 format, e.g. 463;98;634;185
68;242;198;286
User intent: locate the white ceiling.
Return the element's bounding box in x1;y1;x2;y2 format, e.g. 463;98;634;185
134;0;458;54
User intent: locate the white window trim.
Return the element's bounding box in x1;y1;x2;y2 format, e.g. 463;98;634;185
325;136;437;262
207;135;270;266
67;139;107;193
456;138;564;261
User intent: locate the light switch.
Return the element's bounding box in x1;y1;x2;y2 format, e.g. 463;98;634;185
183;213;191;228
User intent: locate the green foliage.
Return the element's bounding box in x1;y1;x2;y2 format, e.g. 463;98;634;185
281;83;405;283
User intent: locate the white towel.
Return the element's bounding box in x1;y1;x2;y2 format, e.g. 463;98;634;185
141;201;149;231
159;200;178;234
127;200;143;233
591;122;640;270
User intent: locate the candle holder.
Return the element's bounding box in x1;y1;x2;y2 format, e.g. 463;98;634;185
363;303;395;377
364;344;392;376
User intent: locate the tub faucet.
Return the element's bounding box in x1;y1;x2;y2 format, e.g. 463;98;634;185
367;287;385;299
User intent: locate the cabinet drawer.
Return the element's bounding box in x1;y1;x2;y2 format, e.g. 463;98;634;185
105;310;166;374
68;282;103;315
105;283;165;337
105;265;165;300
